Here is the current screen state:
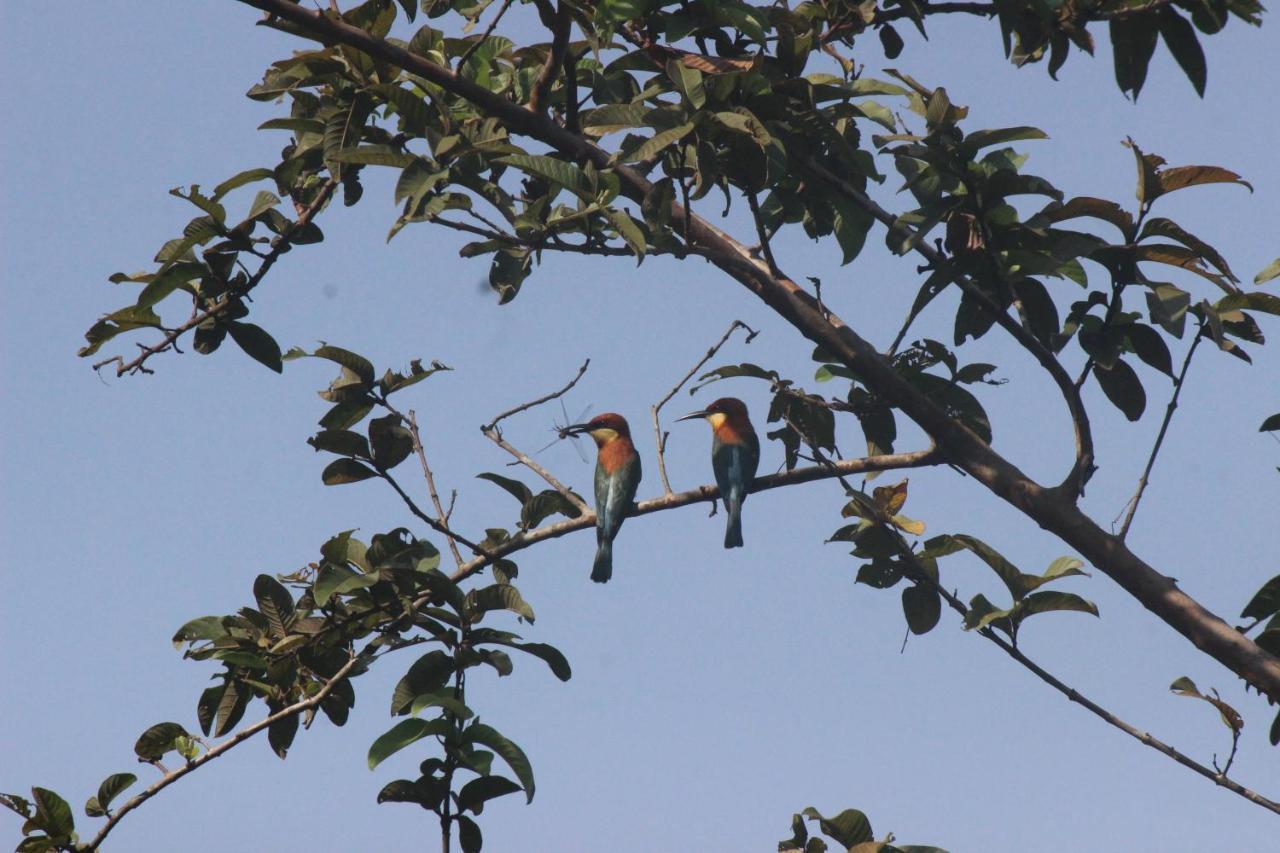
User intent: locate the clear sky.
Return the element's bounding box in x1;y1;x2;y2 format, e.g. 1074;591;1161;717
3;4;1278;851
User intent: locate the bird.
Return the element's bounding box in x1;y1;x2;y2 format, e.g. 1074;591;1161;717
678;397;760;548
563;412;642;583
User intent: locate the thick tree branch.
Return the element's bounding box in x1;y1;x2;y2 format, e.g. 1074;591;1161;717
528;0;570;114
235;0;1280;703
82;652;364;852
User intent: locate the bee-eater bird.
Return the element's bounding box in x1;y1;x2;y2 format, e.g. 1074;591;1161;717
678;397;760;548
563;412;642;583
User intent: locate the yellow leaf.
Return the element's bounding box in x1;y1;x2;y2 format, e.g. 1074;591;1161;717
892;514;926;536
874;478;910;516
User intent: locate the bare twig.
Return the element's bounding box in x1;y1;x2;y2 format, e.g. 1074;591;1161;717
92;179;339;378
1115;325;1205;540
82;652;364;852
380;468;493;557
455;0;515;71
485;359;590;432
408;409;465;567
892;539;1280;816
482;427;590;514
447;448;943;583
650;321;759;495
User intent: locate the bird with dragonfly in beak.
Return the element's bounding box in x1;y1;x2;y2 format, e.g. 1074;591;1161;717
561;412;642;583
678;397;760;548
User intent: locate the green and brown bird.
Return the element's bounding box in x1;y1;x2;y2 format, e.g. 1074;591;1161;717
564;412;642;582
678;397;760;548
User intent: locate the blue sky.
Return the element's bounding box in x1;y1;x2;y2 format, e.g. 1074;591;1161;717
3;4;1278;851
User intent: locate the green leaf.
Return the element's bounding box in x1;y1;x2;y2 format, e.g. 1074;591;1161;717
88;773;135;817
458;815;483;853
466;584;535;623
312;345;376;384
391;651;457;715
476;472;533;504
961;126;1047;157
225;321;284;373
1145;284;1190;337
620;122;696;164
367;718;452;770
171;615;228;648
368;414;414;470
1170;676;1243;731
463;722;535;802
1125;323;1174;377
494;641;571;681
307;429;371;458
1110;18;1159;100
458;775;522;814
801;807;872;848
268;711;299;759
1015;591;1099;623
134;722;190;761
668;59;705;108
1094;359;1146;421
497;154;590;200
1157;9;1207;96
1255;257;1280;285
902;583;941;635
319;400;375;431
605;208;646;260
253;574;295;636
212;167;275;202
31;788;74;838
962;593;1012;632
322;458;378;485
941;534;1024;600
1241;575;1280;619
246;190;281;221
135;261;205;309
581;103;649;135
329;145;417;167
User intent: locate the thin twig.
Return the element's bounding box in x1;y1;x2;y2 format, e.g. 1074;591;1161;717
481;427;590;514
92;179;339;378
1115;325;1205;540
746;190;780;276
408;409;465;568
380;468;493;557
455;0;515;71
82;652;364;852
485;359;590;431
893;540;1280;816
650;321;759;495
447;448;943;583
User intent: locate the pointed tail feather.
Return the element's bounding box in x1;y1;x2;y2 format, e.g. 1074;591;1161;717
724;497;744;549
591;538;613;583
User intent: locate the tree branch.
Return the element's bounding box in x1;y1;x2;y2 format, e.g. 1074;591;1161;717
528;0;570;114
447;448;944;582
650;320;759;496
235;0;1280;704
454;0;515;71
82;651;364;852
408;409;465;568
1115;324;1206;540
93;178;338;378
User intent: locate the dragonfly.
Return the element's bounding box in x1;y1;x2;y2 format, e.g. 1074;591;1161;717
534;398;592;463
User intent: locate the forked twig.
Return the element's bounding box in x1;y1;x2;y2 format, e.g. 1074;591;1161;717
650;321;758;494
485;359;589;432
455;0;515;71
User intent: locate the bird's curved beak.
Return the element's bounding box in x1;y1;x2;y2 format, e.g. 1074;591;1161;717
562;422;594;436
676;410;710;423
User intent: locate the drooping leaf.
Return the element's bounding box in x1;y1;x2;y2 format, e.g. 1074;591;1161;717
1093;359;1146;421
322;458;378;485
367;718;452;770
463;722;535;802
225;321;284;373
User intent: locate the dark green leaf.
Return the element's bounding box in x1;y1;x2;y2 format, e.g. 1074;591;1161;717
368;414;415;470
134;722;190;761
1125;323;1174;377
322;458;378;485
308;429;371;458
367;718;452;770
463;723;535;802
902;583;941;634
458;775;522;815
31;788;74;838
391;651;457;715
476;472;533;504
225;321;283;373
268;711;299;759
465;584;535;623
90;774;136;816
253;574;295;636
801;807;872;848
1157;10;1207;96
458;814;483;853
1110;18;1159;100
1015;590;1099;623
1241;575;1280;619
1094;359;1146;421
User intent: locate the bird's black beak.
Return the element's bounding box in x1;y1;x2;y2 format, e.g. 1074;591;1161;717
676;410;710;423
562;422;593;436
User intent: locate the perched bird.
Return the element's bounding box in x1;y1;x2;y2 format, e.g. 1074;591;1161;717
564;412;642;583
678;397;760;548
